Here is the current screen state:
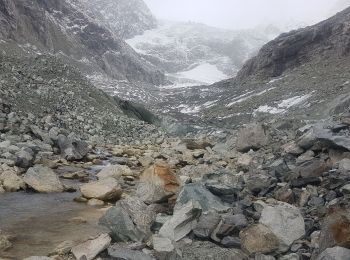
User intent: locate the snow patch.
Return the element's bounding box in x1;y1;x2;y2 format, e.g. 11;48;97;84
226;87;275;107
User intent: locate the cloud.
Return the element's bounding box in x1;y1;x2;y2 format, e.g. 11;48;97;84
145;0;344;30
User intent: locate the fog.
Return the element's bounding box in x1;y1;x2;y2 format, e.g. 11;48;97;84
144;0;349;30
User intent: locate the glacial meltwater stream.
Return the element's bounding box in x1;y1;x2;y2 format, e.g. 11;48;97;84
0;191;106;259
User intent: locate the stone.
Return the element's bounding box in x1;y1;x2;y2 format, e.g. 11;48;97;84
136;182;171;204
51;240;75;255
282;142;304;155
71;233;111;260
87;198;105;206
175;183;230;213
80;178;122;201
216;214;248;238
15;148;34;168
340;184;350;194
108;245;155;260
99;206;146;242
57;134;89;161
291;177;321;188
294;159;328;178
193;211;221;239
97;164;132;180
236;123;269;152
159;200;202;241
279;254;300;260
316;246;350;260
255;254;276;260
140;163;180;194
0;233;12;251
259;202;305;252
0;170;25;192
152;235;181;260
338;158;350;172
221;236;241;248
240;224;279;255
23;257;52;260
23;165;64;193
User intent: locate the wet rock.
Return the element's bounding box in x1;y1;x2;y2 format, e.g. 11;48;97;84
99;205;146;242
240;224;279;255
259;201;305;252
80;178;122;201
87;198;105;206
0;170;25;192
57;134;89;161
23;165;64;193
316;246;350;260
97;164;132;180
236;123;269;152
159;200;202;241
175;183;230;213
71;233;111;260
193;211;221;239
108;244;155;260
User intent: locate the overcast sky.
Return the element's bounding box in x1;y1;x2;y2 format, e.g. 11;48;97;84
144;0;349;30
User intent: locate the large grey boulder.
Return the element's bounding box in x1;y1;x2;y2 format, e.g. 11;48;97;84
159;200;202;241
15;148;35;168
71;233;111;260
23;165;64;193
236;123;269;152
57;134;89;161
259;201;305;252
175;183;230;213
99;206;145;242
317;246;350;260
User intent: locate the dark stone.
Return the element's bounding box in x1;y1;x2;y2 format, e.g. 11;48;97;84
291;177;321;188
57;134;89;161
221;236;241;248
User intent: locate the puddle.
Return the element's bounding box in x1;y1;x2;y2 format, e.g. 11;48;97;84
0;191;106;259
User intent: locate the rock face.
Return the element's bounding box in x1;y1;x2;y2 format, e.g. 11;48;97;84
236;124;269;152
237;7;350;81
259;202;305;252
79;0;157;39
80;178;122;201
0;0;164;85
71;233;111;260
23;165;64;193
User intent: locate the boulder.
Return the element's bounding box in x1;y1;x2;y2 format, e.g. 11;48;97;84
259;202;305;252
57;134;89;161
99;205;146;242
236;124;269;152
294;159;328;178
175;183;230;213
152;235;181;260
316;246;350;260
240;224;279;255
80;178;122;201
338;158;350;172
137;162;180;204
159;200;202;241
23;165;64;193
193;211;221;239
15;148;35;168
0;233;12;252
97;164;132;180
71;233;111;260
0;170;25;192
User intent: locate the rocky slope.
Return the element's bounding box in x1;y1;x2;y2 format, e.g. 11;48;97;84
0;0;164;85
172;7;350;129
77;0;158;39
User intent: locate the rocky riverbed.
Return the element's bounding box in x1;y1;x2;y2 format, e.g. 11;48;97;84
1;88;350;260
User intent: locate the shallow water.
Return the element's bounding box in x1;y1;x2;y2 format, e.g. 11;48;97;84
0;191;106;259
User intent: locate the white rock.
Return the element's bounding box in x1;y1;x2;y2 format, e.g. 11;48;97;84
80;178;122;201
97;165;132;180
71;233;111;260
259;201;305;252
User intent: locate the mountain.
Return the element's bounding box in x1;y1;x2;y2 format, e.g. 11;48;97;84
77;0;158;39
126;21;279;85
197;6;350;128
0;0;164;85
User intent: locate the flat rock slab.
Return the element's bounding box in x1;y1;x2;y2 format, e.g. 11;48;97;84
72;233;111;260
